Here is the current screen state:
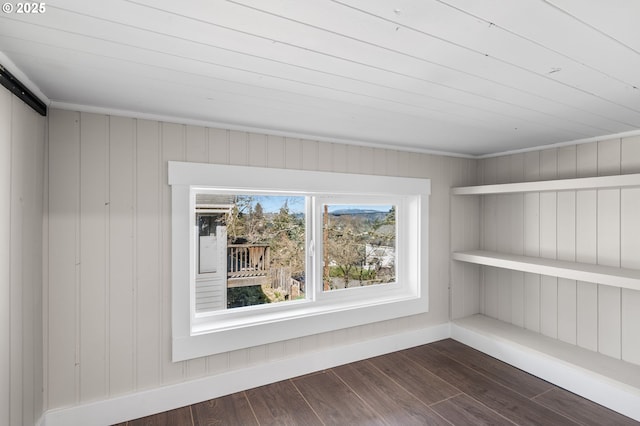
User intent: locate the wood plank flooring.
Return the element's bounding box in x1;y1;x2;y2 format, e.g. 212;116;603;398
116;339;638;425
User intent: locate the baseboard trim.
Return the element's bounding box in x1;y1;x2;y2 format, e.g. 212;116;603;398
451;315;640;421
43;323;450;426
42;317;640;425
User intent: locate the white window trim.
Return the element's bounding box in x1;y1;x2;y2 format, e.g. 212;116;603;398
169;161;431;362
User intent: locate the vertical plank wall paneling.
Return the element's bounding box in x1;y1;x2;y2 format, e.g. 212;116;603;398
620;136;640;364
450;195;480;319
9;97;25;426
556;145;577;345
523;152;541;333
48;109;81;408
557;187;577;345
247;132;266;168
78;113;108;402
135;120;162;389
0;86;46;426
45;109;476;410
0;89;11;426
450;158;480;320
509;155;525;329
476;137;640;366
109;116;136;394
0;90;11;426
597;140;621;359
160;123;186;385
20;97;45;426
431;154;458;323
539;150;558;339
576;188;598;351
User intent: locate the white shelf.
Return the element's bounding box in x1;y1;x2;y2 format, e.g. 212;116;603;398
451;314;640;421
452;250;640;291
451;172;640;195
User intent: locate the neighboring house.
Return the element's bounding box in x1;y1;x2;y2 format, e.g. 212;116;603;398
364;244;395;270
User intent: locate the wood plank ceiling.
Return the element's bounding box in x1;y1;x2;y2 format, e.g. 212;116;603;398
1;0;639;156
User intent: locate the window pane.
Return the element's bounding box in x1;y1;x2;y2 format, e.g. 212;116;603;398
195;193;306;310
323;204;396;291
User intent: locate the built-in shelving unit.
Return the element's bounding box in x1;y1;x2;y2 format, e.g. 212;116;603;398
452;173;640;292
452;250;640;291
450;172;640;421
451;315;640;421
451;172;640;195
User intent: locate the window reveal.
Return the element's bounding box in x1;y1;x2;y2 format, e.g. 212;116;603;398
169;161;430;361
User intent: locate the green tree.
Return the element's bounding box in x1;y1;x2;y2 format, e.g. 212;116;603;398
245;201;266;243
384;206;395;225
227;286;269;308
225;195;256;242
326;216;366;288
268;201;305;276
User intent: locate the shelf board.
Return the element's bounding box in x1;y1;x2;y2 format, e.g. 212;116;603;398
452;250;640;291
451;173;640;195
451;314;640;421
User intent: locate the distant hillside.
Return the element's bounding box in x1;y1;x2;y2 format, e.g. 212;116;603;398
328;209;390;224
330;208;387;216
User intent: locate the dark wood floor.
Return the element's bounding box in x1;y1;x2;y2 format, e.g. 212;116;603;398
116;339;638;425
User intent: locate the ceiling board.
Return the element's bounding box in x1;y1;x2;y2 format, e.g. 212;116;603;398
1;0;639;155
443;0;640;88
545;0;640;54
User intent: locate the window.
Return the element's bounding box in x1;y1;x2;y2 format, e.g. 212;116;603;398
322;202;396;291
169;162;430;361
195;193;306;311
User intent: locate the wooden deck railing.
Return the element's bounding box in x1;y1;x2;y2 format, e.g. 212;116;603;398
226;247;303;297
227;244;270;278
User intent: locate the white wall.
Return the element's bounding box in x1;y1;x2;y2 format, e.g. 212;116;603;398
0;87;46;425
45;109;476;410
450;190;481;319
475;137;640;365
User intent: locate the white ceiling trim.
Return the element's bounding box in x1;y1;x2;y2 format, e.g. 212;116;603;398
50;100;476;159
53;99;640;161
478;128;640;159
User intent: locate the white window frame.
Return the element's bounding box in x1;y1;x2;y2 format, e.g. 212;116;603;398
169;161;430;362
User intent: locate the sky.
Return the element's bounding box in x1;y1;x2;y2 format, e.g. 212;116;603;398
248;195;392;215
250;195;305;213
327;205;393;213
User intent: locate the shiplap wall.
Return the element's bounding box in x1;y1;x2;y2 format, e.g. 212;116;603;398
45;108;476;410
475;137;640;365
0;87;46;425
450;192;481;319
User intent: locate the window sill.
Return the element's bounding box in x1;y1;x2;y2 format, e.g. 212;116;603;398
175;291;427;361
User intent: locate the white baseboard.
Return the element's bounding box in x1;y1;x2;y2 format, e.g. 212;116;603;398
41;317;640;425
43;323;451;426
451;315;640;422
